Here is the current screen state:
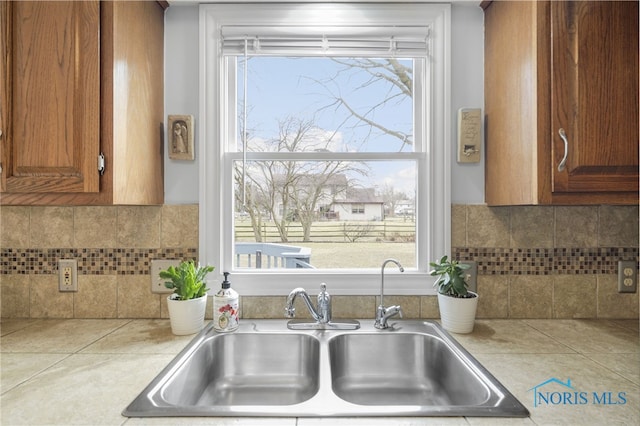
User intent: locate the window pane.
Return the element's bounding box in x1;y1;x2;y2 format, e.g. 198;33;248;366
237;57;414;154
202;3;450;294
233;160;417;270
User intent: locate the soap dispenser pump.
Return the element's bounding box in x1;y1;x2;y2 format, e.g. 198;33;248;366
213;272;239;332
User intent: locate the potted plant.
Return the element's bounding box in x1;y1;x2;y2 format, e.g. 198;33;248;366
429;255;478;334
160;260;215;335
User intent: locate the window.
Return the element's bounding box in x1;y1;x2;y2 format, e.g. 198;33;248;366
200;3;451;295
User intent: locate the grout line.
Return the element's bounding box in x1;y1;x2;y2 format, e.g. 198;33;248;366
74;319;134;354
520;319;582;354
0;352;75;396
606;318;640;332
0;318;43;338
521;319;640;356
581;353;640;388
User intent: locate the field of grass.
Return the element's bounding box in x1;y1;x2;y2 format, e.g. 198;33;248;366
280;241;415;269
234;218;417;269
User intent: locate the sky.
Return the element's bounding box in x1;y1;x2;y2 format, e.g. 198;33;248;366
237;56;417;197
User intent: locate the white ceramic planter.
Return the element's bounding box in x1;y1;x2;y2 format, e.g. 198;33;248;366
437;291;478;334
166;294;208;335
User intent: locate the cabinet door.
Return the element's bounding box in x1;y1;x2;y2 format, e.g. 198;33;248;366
0;1;100;195
551;1;639;194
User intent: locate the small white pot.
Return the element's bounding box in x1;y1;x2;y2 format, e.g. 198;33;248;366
166;294;208;335
437;291;478;334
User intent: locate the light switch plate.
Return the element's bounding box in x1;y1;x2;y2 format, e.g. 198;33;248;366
462;260;477;293
151;259;180;293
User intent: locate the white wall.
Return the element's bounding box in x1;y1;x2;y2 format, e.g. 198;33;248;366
163;3;485;204
449;3;485;204
164;5;200;204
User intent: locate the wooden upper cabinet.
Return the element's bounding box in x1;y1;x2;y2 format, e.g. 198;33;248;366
484;1;639;205
551;1;638;194
0;2;100;196
0;1;165;205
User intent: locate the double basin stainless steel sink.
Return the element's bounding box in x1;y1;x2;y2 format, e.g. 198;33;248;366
123;320;529;418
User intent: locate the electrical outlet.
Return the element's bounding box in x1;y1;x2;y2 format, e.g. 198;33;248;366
58;259;78;292
618;260;638;293
151;259;180;293
462;260;478;293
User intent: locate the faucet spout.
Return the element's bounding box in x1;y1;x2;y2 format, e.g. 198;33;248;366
375;258;404;329
285;284;331;324
380;258;404;308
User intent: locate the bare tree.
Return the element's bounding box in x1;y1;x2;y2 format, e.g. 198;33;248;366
235;57;413;244
235;116;367;242
313;58;414;151
343;222;375;242
380;183;409;218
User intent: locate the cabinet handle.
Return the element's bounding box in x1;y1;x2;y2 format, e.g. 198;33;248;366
557;128;568;172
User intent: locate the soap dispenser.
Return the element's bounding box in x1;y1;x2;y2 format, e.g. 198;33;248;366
213;272;239;332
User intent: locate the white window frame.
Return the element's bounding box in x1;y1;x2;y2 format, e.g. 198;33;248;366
199;3;451;296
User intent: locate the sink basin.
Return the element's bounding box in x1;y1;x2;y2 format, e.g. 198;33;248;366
329;333;489;406
162;333;319;406
123;320;529;418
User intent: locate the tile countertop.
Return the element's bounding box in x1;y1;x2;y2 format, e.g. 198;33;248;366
1;319;638;426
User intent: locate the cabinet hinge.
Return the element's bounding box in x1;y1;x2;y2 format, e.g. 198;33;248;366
98;153;105;176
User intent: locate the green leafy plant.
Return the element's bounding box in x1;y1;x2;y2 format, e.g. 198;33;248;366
429;255;472;298
160;260;214;300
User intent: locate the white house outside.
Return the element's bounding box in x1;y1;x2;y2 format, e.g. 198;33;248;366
274;174;385;222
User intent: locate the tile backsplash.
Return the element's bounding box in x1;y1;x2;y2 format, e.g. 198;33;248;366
1;204;638;320
451;205;638;320
1;205;198;319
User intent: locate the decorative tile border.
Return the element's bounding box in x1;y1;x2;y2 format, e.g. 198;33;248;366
0;248;198;275
454;247;639;275
1;247;637;276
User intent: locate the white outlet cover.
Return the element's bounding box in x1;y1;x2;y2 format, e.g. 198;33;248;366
151;259;181;293
58;259;78;292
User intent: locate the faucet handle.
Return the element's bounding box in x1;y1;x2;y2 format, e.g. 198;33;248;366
317;283;331;323
388;305;403;319
318;283;330;305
